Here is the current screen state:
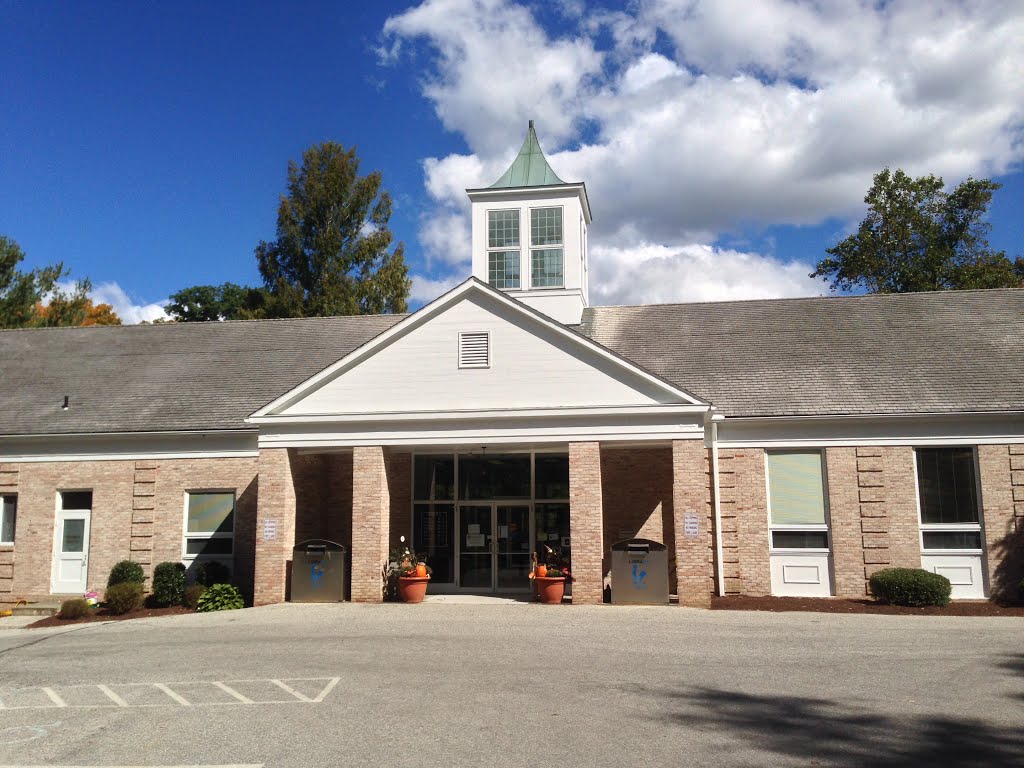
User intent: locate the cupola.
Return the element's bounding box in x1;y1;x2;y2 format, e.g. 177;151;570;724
467;121;592;325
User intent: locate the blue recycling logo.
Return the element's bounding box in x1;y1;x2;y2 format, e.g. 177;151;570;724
631;562;647;589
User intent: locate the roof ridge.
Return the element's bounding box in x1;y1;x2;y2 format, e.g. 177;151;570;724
589;287;1024;312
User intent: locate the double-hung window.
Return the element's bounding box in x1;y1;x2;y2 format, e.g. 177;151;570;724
487;209;520;289
0;495;16;545
530;206;563;288
183;491;235;562
766;451;830;550
915;447;982;552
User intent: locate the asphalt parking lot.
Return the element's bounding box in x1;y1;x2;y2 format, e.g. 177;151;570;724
0;604;1022;767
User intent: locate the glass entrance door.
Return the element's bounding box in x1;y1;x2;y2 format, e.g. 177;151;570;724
496;506;531;590
459;505;492;589
457;504;533;592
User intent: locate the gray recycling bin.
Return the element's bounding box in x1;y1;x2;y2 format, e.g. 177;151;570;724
610;538;669;605
291;539;347;602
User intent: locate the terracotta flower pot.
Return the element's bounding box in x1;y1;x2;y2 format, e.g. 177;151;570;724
398;575;430;603
534;576;565;604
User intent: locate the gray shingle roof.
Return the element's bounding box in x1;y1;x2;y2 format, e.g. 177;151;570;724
580;288;1024;417
0;315;404;435
2;288;1021;436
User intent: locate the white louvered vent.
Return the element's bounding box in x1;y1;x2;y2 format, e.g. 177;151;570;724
458;331;490;369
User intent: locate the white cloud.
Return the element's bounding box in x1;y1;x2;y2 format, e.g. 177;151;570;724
90;281;168;324
383;0;1024;303
589;243;821;305
410;272;465;304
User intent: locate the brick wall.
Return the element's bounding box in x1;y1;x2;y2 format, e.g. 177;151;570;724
350;446;389;603
253;448;296;606
600;447;674;591
569;442;603;605
979;444;1024;601
672;440;714;607
1;457;258;605
717;448;770;596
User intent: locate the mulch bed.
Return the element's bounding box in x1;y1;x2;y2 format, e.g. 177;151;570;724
711;595;1024;616
28;605;194;629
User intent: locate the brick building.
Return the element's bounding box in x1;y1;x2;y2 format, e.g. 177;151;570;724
2;125;1022;607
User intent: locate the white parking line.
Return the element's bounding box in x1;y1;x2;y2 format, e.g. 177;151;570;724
0;677;340;710
96;685;129;707
152;683;191;706
211;682;252;705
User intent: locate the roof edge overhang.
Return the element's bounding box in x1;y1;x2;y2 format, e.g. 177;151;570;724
466;183;592;224
249;277;706;420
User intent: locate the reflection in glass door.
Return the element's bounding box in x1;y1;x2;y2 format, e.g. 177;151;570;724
459;505;492;589
496;506;531;590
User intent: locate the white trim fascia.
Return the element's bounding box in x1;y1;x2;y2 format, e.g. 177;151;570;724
715;411;1024;448
1;428;256;439
466;183;592;223
249;403;709;426
249;278;706;419
0;431;259;463
4;450;260;464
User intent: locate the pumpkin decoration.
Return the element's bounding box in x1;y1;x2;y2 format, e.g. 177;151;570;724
415;562;428;577
536;564;548;578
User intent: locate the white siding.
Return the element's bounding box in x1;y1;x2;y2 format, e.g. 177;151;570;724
278;292;677;416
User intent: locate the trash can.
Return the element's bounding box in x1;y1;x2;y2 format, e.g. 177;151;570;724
610;538;669;605
290;539;347;602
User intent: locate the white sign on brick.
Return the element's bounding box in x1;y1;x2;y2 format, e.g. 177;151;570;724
683;512;700;538
262;519;277;541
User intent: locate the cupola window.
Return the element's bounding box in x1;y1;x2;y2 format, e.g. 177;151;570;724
487;209;520;289
530;206;563;288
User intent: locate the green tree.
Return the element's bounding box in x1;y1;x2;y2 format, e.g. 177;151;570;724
255;141;410;316
165;282;269;322
812;168;1023;293
0;235;92;328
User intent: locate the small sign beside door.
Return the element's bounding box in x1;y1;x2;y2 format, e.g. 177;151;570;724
683;512;700;538
263;518;278;541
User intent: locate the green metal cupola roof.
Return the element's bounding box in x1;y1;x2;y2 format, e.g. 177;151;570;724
489;120;566;188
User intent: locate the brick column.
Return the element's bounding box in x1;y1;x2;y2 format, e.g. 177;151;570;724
351;446;389;603
978;444;1024;601
254;448;297;606
672;440;713;607
569;442;604;605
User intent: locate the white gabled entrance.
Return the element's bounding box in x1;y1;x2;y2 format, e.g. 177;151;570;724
52;491;92;594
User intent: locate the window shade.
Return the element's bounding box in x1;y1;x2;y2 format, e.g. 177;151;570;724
767;452;826;526
187;492;235;534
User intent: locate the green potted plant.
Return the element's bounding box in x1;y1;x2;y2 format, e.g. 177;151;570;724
388;538;432;603
531;547;573;604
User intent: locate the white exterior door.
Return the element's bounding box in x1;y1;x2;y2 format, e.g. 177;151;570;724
52;510;91;594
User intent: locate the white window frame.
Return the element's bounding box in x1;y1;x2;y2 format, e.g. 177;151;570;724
0;494;16;545
913;447;984;555
182;490;236;563
528;204;564;290
765;449;832;554
486;208;521;290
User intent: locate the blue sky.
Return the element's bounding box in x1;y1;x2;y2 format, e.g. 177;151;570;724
2;1;1021;320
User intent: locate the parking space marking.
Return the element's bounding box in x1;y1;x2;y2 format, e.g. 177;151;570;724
0;678;340;710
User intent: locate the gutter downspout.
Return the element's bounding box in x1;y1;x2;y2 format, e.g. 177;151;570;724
709;412;726;597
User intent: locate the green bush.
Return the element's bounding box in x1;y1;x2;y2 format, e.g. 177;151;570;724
196;583;244;612
183;584;206;610
104;582;144;615
107;560;145;588
869;567;952;607
58;598;90;620
193;560;230;587
151;562;187;607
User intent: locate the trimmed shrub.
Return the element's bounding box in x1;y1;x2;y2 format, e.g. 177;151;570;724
105;582;144;615
107;560;145;588
196;583;244;612
869;567;952;607
183;584;206;610
58;598;90;620
193;560;230;587
151;562;187;607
